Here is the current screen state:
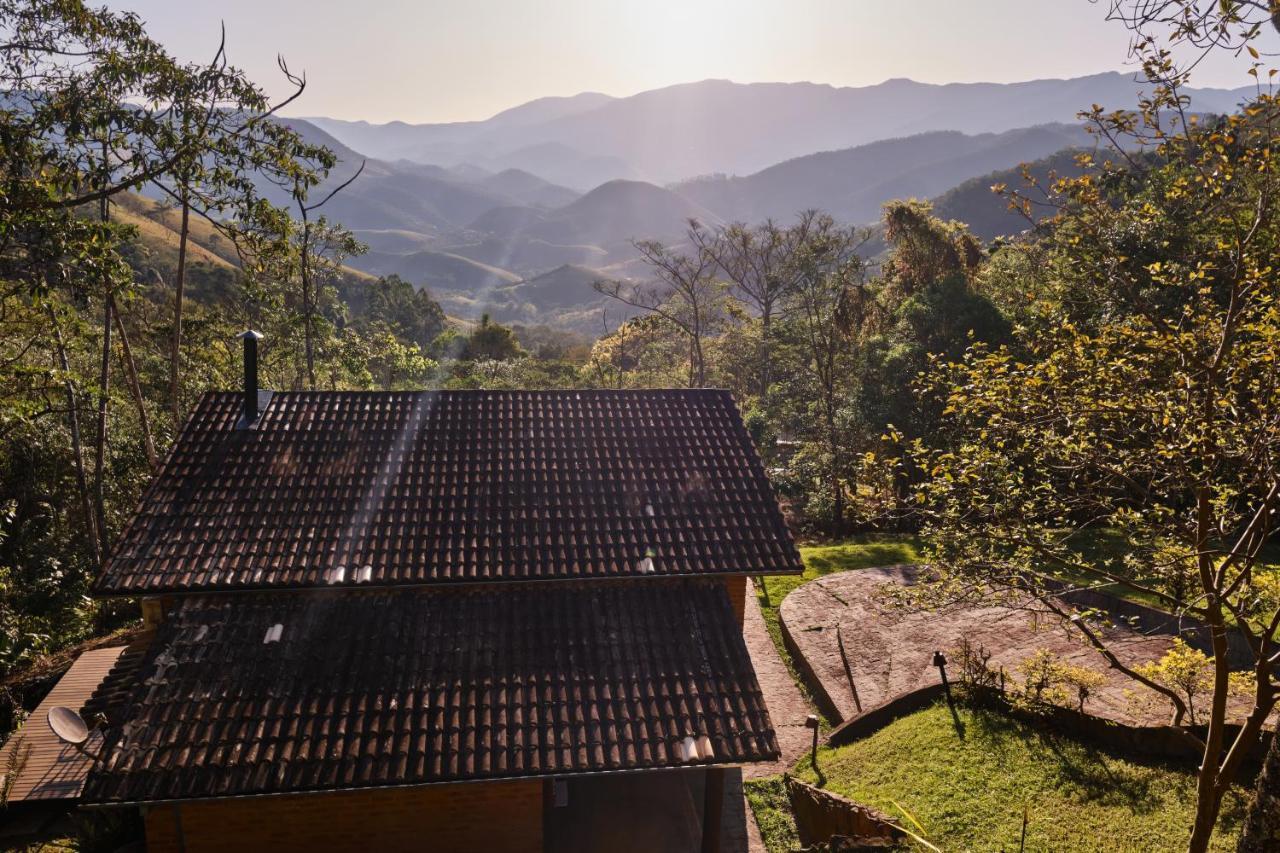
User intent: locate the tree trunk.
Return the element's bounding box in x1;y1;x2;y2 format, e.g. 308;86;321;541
92;143;112;559
1188;489;1231;853
300;216;316;390
825;398;843;533
92;297;112;559
169;194;190;424
111;296;157;469
48;304;100;570
760;308;772;398
1238;732;1280;852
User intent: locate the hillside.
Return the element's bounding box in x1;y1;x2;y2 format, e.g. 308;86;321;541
484;180;720;248
932;148;1089;241
356;248;520;293
675;124;1091;224
492;264;604;310
112;193;239;270
476;168;580;208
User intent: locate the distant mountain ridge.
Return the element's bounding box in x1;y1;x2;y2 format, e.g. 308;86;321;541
674;124;1092;224
303;72;1251;186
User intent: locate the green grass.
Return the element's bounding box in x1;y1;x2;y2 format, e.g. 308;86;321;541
743;776;800;853
775;702;1249;852
754;537;921;723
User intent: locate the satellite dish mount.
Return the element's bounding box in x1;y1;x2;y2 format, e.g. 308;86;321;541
47;706;101;760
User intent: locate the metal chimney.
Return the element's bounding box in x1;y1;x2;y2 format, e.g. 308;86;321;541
237;330;263;428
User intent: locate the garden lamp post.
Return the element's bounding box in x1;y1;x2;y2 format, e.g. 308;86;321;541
933;650;951;703
805;713;820;770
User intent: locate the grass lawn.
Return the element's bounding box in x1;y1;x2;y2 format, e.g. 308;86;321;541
754;537;921;722
762;701;1249;852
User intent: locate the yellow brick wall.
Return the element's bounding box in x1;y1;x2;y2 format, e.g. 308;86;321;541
143;779;543;853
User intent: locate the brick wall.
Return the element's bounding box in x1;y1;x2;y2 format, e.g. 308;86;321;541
143;778;543;853
723;576;748;626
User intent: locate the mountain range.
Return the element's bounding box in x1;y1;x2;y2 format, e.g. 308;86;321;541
197;72;1254;332
304;73;1250;187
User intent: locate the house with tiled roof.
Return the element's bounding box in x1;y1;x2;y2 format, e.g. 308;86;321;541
72;333;803;852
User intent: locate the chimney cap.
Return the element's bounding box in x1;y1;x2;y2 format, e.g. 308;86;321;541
237;329;263;341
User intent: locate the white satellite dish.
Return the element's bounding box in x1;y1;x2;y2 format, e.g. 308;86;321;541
47;706;89;746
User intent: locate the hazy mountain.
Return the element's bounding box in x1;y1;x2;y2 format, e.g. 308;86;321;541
356;248;520;293
481;180;721;249
675;124;1092;224
302;92;615;166
476;168;580;208
302;73;1252;186
482;92;615;130
491;264;605;310
478;142;640;190
446;236;608;277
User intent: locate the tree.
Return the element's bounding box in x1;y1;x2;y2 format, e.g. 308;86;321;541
594;221;723;387
916;49;1280;851
775;216;871;531
693;212;825;396
460;315;524;362
146;39;313;425
857;201;1006;518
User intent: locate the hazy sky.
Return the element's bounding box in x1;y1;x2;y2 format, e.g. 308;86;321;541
105;0;1271;124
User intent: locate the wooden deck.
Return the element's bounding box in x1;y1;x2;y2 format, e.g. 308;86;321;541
0;646;124;803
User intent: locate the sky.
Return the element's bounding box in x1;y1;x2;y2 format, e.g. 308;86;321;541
105;0;1273;124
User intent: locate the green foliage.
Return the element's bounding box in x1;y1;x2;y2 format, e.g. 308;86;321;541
1134;639;1253;725
1015;648;1106;712
913;31;1280;848
459;314;525;362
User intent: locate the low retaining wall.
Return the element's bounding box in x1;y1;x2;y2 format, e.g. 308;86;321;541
785;775;903;849
826;684;1273;775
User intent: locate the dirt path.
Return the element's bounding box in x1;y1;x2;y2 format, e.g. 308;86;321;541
736;583;820;851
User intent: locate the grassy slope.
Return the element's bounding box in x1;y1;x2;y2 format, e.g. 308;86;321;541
113;192;377;282
757;702;1248;852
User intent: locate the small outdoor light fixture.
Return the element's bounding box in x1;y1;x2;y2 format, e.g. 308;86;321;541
804;713;820;768
933;650;953;703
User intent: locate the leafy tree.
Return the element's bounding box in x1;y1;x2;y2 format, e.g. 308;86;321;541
460;314;524;362
915;44;1280;852
772;215;871;531
594;221;724;387
344;274;447;351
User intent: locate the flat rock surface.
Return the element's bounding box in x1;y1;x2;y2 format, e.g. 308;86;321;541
780;565;1195;727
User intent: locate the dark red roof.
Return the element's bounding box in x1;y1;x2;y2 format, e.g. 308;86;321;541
82;581;778;803
98;390;801;595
